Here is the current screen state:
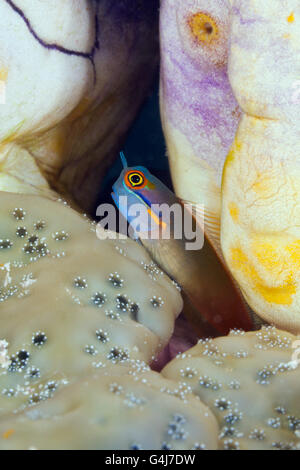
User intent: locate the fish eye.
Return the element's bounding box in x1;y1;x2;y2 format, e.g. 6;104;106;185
130;174;143;185
125;171;146;189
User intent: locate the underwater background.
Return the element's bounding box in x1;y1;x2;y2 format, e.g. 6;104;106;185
97;77;173;209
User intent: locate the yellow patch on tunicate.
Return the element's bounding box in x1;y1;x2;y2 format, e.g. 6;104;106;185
251;175;274;196
287;13;295;23
230;247;296;306
228;202;239;223
188;12;219;44
231;247;257;283
256;275;296;306
0;67;8;81
2;429;14;440
286;240;300;268
251;236;298;277
221;138;243;187
251;240;281;273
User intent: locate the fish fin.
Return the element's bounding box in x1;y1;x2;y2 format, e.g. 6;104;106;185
179;198;222;257
120;151;128;168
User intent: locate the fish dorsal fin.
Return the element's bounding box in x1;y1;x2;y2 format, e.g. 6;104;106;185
120;151;128;168
179;198;222;258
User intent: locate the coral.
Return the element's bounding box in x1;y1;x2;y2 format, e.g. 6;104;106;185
0;191;181;405
162;327;300;450
0;366;218;450
1;192;299;449
0;191;220;449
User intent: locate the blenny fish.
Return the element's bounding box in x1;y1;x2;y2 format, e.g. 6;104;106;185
112;153;254;335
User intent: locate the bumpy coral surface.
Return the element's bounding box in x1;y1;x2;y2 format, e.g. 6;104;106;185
0;191;220;449
0;191;181;384
163;327;300;450
0;367;218;450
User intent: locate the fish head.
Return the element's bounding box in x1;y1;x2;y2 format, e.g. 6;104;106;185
112;162;177;238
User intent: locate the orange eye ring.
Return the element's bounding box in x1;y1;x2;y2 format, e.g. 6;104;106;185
125;170;147;189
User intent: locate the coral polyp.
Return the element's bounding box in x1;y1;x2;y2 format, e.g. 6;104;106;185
163;327;300;450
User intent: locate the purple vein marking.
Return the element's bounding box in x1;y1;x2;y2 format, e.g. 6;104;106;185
5;0;100;82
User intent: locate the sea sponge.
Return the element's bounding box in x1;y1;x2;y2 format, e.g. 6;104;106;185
0;366;218;450
162;327;300;450
0;0;159;210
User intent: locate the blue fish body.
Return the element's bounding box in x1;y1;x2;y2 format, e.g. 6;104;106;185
112;153;254;335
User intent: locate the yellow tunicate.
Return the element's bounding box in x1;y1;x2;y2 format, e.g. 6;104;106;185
255;276;296;305
286;240;300;268
188;13;219;44
251;239;285;274
287;12;295;23
228;202;239;223
252;175;274;196
230;247;296;306
222;138;243;187
230;247;257;283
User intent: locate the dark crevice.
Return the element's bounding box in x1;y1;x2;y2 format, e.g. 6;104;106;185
4;0;100;83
